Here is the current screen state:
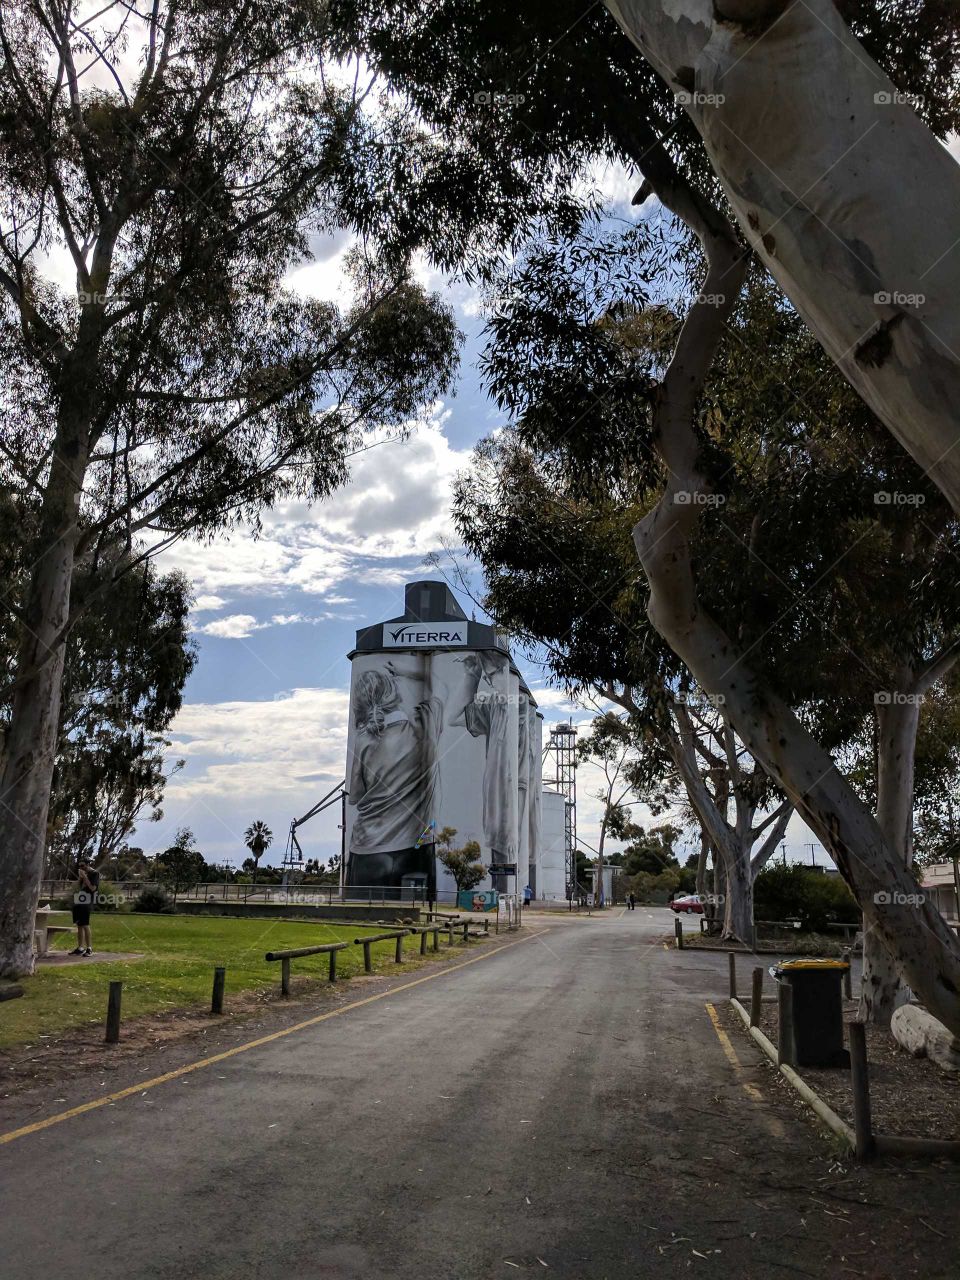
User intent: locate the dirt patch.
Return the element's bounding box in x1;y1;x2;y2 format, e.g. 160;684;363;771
729;999;960;1143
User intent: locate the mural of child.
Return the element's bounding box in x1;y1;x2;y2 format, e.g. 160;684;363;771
347;658;443;891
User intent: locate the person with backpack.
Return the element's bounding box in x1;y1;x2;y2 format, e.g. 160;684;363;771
70;861;99;956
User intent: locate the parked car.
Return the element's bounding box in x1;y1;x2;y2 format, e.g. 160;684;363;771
669;894;704;915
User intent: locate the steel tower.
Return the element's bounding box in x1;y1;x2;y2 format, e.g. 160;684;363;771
544;722;578;895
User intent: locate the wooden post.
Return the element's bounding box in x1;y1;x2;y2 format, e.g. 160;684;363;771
842;951;853;1000
848;1020;874;1161
105;981;122;1044
777;979;796;1068
281;957;291;997
328;949;337;982
362;940;373;973
211;966;226;1015
750;967;763;1028
432;927;440;952
395;933;404;964
447;923;455;947
460;922;469;944
728;951;736;998
675;916;684;949
420;929;428;956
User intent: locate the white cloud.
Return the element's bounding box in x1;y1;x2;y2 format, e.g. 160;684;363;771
167;687;349;801
197;613;265;639
193;594;228;612
158;411;473;600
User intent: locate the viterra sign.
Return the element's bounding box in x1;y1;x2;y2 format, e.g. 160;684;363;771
382;622;469;648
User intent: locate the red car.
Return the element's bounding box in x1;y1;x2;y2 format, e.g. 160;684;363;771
670;894;704;914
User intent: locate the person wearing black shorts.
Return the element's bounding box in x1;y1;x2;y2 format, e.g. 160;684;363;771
70;861;97;956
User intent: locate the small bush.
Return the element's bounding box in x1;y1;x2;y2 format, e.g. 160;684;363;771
754;865;859;933
133;886;175;914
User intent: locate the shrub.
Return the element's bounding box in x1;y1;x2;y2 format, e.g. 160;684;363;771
133;886;175;914
754;865;859;933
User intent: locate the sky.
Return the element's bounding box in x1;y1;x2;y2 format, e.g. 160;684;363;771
136;166;830;875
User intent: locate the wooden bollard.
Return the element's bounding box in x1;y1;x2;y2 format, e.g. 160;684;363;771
420;929;428;956
328;949;338;982
750;967;763;1028
728;951;736;999
362;940;373;973
842;951;853;1000
447;923;455;947
777;979;796;1068
105;981;122;1044
675;917;684;950
281;957;291;997
211;966;226;1014
432;927;440;952
460;922;469;944
848;1020;874;1161
395;933;404;964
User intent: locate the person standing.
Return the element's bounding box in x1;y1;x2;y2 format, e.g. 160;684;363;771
628;892;637;912
69;861;98;956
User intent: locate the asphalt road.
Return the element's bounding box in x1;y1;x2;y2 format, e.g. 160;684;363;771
2;910;957;1278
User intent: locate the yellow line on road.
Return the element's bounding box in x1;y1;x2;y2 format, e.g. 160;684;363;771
705;1001;763;1102
0;931;542;1148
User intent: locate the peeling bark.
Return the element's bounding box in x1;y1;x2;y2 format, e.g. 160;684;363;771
605;0;960;514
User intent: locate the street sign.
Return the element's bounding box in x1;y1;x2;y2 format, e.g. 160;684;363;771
491;864;517;875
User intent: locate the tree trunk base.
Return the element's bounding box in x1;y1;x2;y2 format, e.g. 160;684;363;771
0;940;37;980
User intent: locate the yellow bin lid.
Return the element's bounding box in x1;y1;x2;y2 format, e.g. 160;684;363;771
777;958;849;971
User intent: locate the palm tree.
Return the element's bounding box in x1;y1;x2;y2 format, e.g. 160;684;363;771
243;821;273;887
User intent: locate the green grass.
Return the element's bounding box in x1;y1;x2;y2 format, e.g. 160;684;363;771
0;913;442;1049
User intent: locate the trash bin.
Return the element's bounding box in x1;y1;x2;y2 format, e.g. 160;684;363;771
774;959;850;1068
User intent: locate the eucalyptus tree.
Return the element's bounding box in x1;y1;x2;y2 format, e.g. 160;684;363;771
0;494;195;875
602;0;960;513
458;209;960;1015
337;0;960;505
0;0;463;976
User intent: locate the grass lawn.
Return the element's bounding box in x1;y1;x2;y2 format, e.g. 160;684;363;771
0;913;442;1050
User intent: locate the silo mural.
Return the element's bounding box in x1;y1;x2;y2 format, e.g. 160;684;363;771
343;582;550;901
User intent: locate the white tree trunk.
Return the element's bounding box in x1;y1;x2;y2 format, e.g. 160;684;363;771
859;693;920;1025
605;0;960;513
624;126;960;1038
0;452;83;977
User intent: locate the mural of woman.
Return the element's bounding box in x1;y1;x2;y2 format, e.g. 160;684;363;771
448;651;517;866
347;658;442;892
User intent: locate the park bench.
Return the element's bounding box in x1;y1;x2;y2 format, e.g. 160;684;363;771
34;908;73;956
264;941;350;995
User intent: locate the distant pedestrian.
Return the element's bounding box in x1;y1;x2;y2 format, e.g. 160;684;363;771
628;892;636;912
70;860;98;956
523;884;532;908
